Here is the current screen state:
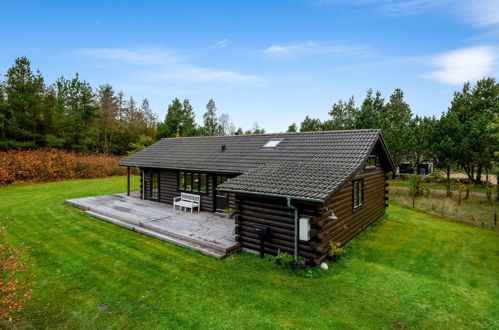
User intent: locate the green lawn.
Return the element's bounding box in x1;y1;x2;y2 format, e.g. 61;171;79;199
0;177;498;329
388;179;494;194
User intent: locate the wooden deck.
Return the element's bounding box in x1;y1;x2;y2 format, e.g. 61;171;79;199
66;193;241;258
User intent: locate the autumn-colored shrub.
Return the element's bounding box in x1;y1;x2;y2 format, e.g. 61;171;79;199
0;168;14;186
0;149;132;185
0;223;35;321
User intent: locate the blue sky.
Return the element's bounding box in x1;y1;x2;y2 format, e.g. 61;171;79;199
1;0;498;132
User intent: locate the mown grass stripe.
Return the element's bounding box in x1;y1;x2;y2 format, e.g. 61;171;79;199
0;176;497;329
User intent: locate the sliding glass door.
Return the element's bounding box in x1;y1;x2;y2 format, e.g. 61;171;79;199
150;172;159;200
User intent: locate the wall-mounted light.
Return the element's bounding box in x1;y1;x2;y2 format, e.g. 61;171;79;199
328;213;337;220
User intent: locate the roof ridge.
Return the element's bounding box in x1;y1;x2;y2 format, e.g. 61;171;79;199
161;129;381;140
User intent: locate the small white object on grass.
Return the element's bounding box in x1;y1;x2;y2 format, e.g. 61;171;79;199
320;262;328;270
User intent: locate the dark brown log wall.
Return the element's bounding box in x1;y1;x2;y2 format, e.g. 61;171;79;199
141;169;234;213
234;195;321;263
313;163;387;264
235;157;387;265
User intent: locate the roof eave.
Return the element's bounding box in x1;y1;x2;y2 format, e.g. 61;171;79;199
217;188;324;204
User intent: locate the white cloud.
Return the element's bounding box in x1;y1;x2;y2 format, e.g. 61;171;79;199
313;0;499;26
423;46;497;85
81;47;183;65
217;39;229;48
264;41;367;58
460;0;499;26
143;67;261;85
79;47;262;85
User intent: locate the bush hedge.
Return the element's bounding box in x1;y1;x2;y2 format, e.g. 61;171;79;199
0;149;132;186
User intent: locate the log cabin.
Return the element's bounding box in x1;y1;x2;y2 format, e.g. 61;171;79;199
119;129;395;265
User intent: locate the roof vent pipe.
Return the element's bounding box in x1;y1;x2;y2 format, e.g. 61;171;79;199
221;144;226;152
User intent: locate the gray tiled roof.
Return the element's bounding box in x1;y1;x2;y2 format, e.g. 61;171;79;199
119;129;391;202
218;161;357;202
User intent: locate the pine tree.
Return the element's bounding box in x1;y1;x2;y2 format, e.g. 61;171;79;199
54;73;98;151
447;78;499;183
299;116;323;132
324;96;358;130
287;123;298;132
3;56;46;146
95;84;120;154
139;98;158;137
201;99;223;136
157;98;197;138
355;89;383;129
380;88;413;166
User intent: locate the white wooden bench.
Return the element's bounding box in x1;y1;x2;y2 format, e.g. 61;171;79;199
173;193;201;213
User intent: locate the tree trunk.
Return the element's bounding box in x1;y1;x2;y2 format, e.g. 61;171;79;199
463;164;473;182
496;171;499;202
476;164;482;184
486;167;491;202
446;165;451;197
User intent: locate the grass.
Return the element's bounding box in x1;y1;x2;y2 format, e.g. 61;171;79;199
388;179;495;194
389;189;498;230
0;177;498;329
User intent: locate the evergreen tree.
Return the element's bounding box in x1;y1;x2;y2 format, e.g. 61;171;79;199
181;99;197;136
54;74;98;151
447;77;499;183
0;82;8;140
94;84;120;154
380;88;413;166
3;56;46;146
287;123;298;132
406;115;436;171
139;98;158;137
201;99;223;136
157;98;197;138
300;116;323;132
324;96;358;130
431;111;464;196
355;89;383;129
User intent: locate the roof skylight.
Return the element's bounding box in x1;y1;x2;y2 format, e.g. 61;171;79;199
262;139;283;148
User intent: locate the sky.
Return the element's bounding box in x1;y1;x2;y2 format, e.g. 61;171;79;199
0;0;498;132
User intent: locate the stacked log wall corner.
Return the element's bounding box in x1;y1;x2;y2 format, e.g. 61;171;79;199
234;156;387;265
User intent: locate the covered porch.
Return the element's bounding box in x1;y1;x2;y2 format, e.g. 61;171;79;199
66;193;240;258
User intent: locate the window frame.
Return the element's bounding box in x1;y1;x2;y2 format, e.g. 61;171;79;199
352;179;364;211
150;171;160;201
178;171;208;194
364;155;377;170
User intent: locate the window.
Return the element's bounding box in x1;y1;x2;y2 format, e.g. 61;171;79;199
151;172;159;200
178;171;208;193
353;179;364;210
216;175;228;197
200;174;207;193
262;139;283;148
365;155;377;169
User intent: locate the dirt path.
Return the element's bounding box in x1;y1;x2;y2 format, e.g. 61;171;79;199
448;172;497;185
389;185;497;198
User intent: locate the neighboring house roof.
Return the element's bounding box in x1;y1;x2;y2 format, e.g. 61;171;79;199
119;129;395;202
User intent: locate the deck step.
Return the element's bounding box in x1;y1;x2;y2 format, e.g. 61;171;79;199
83;205;233;255
142;221;229;255
85;210;230;258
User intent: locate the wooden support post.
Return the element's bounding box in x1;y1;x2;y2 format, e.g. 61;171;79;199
127;167;130;196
